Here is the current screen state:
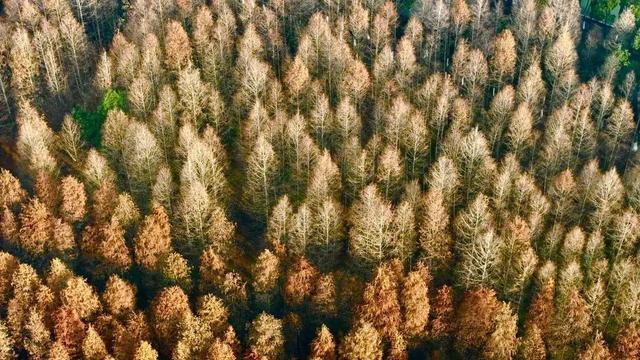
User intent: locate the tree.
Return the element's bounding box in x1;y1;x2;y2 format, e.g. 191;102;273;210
164;21;192;72
10;28;39;100
24;310;51;360
81;326;108;360
177;64;207;127
283;257;319;307
58;14;89;94
243;135;280;224
588;168;623;231
122;122;163;197
16;102;56;176
309;325;336;360
419;187;453;274
376;145;404;201
311;273;337;318
150;287;191;354
197;294;229;336
134;341;158;360
517;324;546;360
60;277;101;320
348;185;395;269
492;30;516;86
59;176;86;223
252;249;281;306
18;198;53;256
248;313;284;359
134;204;171;270
339;321;383;360
578;332;612;360
614;324;640;360
506;102;533;159
455;288;500;352
455;129;496;201
357;262;402;338
601;100;635;168
0;170;26;209
309;199;344;269
401;262;430;342
481;302;518;360
205;339;235;360
102;275;136;318
0;321;14;360
544;27;577;100
52;307;86;357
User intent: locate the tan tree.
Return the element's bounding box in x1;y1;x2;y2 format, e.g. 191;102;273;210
16;102;56;175
10;28;39;100
19;198;53;256
418;187;453;274
134;204;171;270
309;325;336;360
357;262;402;338
52;306;86;357
338;321;383;360
544;27;577;100
348;185;394;269
252;249;281;306
283;257;319;307
102;275;136;318
401;262;430;342
81;325;108;360
601;100;635;167
454;288;499;352
151;286;192;354
0;170;26;209
60;277;101;320
613;324;640;360
164;21;192;72
133;341;158;360
243;135;280;224
481;302;518;360
491;30;517;85
59;176;86;223
0;320;14;360
578;332;612;360
248;313;284;359
24;309;51;360
517;324;546;360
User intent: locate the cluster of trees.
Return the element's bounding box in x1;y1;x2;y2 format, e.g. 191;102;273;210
0;0;639;358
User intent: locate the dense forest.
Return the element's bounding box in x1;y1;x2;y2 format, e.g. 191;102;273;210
0;0;639;358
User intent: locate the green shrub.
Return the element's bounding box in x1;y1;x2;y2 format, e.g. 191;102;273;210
72;89;127;147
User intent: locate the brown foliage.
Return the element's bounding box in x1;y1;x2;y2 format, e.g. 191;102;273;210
614;324;640;360
0;169;26;208
18;198;53;256
52;307;86;357
102;275;136;318
309;325;336;360
151;286;191;353
454;288;500;352
339;321;383;360
401;262;430;342
59;176;86;223
134;204;171;270
164;21;192;72
283;257;319;307
357;262;402;338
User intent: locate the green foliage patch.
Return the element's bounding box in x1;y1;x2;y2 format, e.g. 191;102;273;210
71;89;127;147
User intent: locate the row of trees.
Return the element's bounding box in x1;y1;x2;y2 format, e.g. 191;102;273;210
0;0;639;358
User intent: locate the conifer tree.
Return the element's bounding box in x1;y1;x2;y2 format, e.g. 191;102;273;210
248;313;284;359
243;135;280;224
309;325;336;360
